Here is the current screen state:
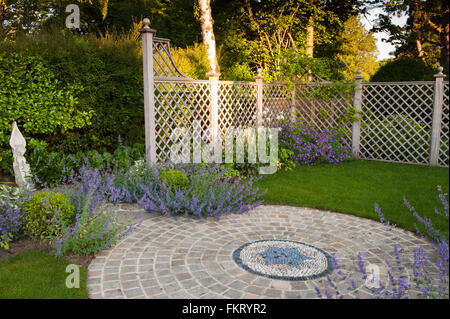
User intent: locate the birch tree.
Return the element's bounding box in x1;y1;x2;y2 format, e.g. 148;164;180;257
198;0;220;74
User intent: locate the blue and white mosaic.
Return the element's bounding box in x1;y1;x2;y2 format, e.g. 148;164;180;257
233;240;334;281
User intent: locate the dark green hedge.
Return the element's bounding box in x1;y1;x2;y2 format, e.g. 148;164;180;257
0;30;145;174
370;57;435;82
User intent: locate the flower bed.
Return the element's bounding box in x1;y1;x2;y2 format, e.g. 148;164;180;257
278;119;353;168
1;158;266;257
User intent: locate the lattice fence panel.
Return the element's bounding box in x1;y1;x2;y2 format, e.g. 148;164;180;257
263;83;291;125
360;82;435;165
218;82;257;135
439;83;449;166
294;84;353;146
153;39;186;78
154;80;210;161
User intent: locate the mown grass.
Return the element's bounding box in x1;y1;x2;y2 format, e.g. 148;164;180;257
256;160;449;238
0;250;88;299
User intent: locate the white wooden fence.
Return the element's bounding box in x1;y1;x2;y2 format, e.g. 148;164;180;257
140;20;449;168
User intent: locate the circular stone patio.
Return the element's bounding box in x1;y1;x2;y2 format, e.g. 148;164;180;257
87;205;436;299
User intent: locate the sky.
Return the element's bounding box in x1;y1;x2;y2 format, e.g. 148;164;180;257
361;7;408;61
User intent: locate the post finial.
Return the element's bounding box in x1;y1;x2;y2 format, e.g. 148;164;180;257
434;66;446;79
354;69;363;81
254;68;264;80
139;18;156;34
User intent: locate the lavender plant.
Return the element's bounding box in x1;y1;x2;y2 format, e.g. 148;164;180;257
136;163;266;220
48;195;138;256
0;200;25;249
47;165;143;257
315;186;449;299
279;119;352;167
0;185;30;249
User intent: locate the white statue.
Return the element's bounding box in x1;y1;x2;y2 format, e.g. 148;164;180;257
9;122;31;189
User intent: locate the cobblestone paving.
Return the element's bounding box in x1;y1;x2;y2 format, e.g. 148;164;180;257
87;204;436;299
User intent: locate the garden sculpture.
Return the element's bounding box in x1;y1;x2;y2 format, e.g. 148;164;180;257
9;121;31;189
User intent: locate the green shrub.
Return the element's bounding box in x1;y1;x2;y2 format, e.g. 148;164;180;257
0;29;144;175
171;43;210;80
160;170;190;189
0;52;93;173
370;57;435;82
25;192;75;239
28;143;145;188
221;63;255;81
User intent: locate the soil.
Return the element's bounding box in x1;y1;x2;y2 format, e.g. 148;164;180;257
0;172;14;184
0;236;94;268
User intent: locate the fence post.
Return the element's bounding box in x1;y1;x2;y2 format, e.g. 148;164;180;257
352;69;364;158
207;72;220;140
429;66;446;166
254;68;264;126
139;18;157;165
290;85;297;123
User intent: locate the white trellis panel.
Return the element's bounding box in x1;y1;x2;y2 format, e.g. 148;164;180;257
142;21;449;167
153;38;190;80
294;84;353;147
153;80;211;161
262;83;291;125
218;82;258;135
359;82;435;165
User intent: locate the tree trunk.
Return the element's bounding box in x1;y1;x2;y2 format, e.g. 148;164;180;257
306;16;314;82
440;0;449;66
198;0;220;74
306;20;314;58
416;39;426;62
306;0;314;58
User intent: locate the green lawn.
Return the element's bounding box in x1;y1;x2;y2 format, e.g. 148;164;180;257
256;160;449;237
0;251;88;299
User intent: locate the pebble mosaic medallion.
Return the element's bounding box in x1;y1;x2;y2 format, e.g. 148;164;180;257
233;240;334;281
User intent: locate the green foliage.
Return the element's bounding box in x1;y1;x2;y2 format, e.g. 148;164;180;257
371;0;448;67
213;0;363;80
171;43;210;79
280;49;346;82
24;192;75;239
0;185;24;210
220;164;241;179
221;63;255;81
28;142;144;188
333;16;379;81
370;57;435;82
278;147;296;171
0;51;93;173
129;159;147;177
0;232;13;250
0;29;144;175
160;169;190;189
